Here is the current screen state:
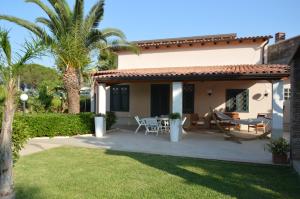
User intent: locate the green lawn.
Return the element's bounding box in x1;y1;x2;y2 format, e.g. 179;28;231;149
15;147;300;199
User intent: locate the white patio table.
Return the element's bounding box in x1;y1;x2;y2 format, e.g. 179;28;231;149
141;117;170;135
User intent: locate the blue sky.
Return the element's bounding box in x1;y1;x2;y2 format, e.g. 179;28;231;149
0;0;299;66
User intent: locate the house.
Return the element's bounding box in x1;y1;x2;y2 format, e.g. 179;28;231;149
268;33;300;166
92;33;290;139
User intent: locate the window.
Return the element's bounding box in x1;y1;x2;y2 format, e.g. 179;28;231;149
110;85;129;112
183;84;194;114
284;88;291;100
226;89;249;112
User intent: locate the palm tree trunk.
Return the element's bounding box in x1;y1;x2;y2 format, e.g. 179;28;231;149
63;66;80;114
0;79;16;199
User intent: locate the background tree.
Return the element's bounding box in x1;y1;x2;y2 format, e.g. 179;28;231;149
0;0;127;113
17;64;62;113
18;63;61;90
0;29;44;199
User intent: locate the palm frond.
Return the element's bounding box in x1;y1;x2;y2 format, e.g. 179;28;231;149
101;28;126;40
73;0;84;23
85;29;105;48
36;17;58;35
47;0;72;30
0;29;12;65
26;0;64;34
0;15;52;42
15;39;45;67
84;0;104;31
105;39;140;54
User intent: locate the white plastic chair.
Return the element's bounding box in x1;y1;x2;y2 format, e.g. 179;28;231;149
158;118;170;133
134;116;146;134
181;117;187;134
181;117;187;126
144;118;160;136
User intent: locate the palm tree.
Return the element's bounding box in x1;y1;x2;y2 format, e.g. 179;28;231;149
97;39;139;70
0;0;126;113
0;29;44;199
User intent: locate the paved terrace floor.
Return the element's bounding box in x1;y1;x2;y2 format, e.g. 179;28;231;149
21;127;279;164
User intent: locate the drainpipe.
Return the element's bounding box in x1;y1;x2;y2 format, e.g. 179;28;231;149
261;39;269;64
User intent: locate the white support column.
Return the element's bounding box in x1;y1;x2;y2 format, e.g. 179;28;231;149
172;82;183;115
272;80;284;139
95;83;106;137
97;83;106;115
90;82;95;113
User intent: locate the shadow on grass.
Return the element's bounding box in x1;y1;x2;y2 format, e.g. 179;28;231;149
105;149;299;199
15;184;43;199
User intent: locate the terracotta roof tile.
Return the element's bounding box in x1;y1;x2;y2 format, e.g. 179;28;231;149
93;64;289;82
134;34;272;48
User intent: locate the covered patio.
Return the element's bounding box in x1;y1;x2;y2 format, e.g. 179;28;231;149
92;64;290;141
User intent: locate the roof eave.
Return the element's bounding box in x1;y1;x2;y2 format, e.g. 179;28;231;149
94;73;289;84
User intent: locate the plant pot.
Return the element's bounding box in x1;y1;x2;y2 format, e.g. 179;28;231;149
272;153;288;164
95;116;106;138
170;119;182;142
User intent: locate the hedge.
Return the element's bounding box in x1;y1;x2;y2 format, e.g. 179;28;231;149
10;112;116;162
14;113;95;138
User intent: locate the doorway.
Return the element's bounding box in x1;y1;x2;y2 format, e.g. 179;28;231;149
151;84;170;117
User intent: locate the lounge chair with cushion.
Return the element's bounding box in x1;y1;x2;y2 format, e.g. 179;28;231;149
214;111;272;133
214;111;239;131
248;115;272;133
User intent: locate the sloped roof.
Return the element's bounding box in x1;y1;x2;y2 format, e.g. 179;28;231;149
134;34;272;48
93;64;289;83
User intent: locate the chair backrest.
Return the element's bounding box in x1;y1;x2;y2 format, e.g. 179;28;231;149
215;111;233;120
134;116;141;124
182;117;187;126
257;113;272;120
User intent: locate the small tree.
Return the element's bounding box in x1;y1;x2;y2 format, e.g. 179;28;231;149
0;0;128;113
0;29;44;199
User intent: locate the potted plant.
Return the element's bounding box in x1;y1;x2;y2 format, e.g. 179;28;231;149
266;137;290;164
169;112;182;142
95;113;106;138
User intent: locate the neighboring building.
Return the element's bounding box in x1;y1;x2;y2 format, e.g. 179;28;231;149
93;33;289;138
268;33;300;161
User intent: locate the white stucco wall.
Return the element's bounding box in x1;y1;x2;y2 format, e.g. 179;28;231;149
283;80;291;127
118;42;264;69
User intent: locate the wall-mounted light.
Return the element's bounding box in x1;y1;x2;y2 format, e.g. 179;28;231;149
207;89;213;96
264;89;270;97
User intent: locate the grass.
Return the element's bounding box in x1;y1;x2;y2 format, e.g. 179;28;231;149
15;147;300;199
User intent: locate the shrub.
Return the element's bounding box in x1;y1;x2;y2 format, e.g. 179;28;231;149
14;112;95;138
6;112;117;162
266;138;290;155
12;119;30;163
27;96;46;113
106;112;116;130
50;97;62;112
169;112;181;120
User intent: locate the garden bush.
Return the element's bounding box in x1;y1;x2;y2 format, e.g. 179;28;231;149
14;113;95;138
4;112;117;162
106;112;117;130
12;118;30;163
